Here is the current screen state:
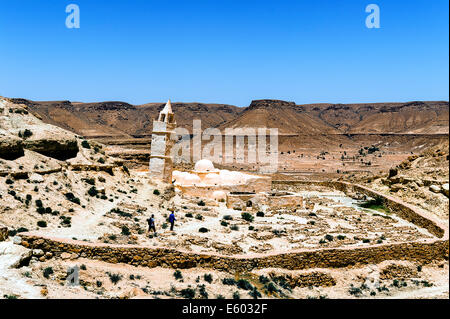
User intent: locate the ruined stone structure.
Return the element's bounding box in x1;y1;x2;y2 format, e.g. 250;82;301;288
17;180;449;272
149;100;176;182
226;191;303;211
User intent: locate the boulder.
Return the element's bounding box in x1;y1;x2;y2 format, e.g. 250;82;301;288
32;249;44;257
12;236;22;245
29;173;44;183
0;134;24;160
429;185;441;193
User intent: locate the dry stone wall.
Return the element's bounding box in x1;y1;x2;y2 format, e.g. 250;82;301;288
19;234;448;273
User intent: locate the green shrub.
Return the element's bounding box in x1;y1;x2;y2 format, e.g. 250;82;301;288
241;212;254;222
203;274;213;284
256;211;264;217
185;213;193;218
232;291;240;299
259;275;270;284
5;178;14;184
337;235;346;240
265;282;278;293
108;273;122;284
237;279;253;290
197;200;205;206
198;284;208;299
98;158;105;164
153;189;160;195
221;220;229;227
249;287;261;299
83;178;96;185
180;288;195;299
81;140;90;149
195;214;203;220
37;220;47;228
65;193;80;205
23;129;33;139
121;226;130;236
230;225;239;231
223;215;233;220
35;199;43;207
88;186;98;197
43;267;53;279
222;278;236;285
174;270;183;280
324;234;333;241
199;227;209;233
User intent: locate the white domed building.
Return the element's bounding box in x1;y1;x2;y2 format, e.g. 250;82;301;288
172;159;271;200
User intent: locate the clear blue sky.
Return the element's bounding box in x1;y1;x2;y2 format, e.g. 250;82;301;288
0;0;448;106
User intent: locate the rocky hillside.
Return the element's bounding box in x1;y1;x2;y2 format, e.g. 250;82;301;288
368;140;449;219
13;99;242;138
301;101;449;134
10;98;449;139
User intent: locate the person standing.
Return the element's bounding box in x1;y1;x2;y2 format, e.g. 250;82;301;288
169;211;176;231
147;214;156;235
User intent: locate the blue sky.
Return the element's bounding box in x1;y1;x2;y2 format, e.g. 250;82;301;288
0;0;448;106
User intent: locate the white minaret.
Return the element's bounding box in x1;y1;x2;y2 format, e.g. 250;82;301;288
149;100;176;182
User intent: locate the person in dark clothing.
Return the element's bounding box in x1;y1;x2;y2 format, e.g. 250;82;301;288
168;212;176;231
147;214;156;235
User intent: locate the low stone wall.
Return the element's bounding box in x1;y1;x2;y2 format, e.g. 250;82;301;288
273;180;448;239
19;234;449;273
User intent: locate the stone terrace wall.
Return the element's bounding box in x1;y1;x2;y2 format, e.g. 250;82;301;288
19;234;448;273
273;180;448;239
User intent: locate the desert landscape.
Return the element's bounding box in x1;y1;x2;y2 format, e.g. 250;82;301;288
0;96;448;299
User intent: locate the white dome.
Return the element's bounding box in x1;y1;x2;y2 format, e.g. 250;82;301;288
194;159;216;172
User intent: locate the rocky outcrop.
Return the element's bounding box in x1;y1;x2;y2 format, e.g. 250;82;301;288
23;138;79;160
0;134;24;160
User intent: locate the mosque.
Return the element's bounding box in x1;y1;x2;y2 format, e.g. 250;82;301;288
149;100;302;210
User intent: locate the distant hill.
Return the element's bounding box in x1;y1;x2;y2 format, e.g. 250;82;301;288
10;98;449;139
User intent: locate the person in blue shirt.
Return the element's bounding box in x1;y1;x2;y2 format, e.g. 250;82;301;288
147;214;156;235
169;211;176;231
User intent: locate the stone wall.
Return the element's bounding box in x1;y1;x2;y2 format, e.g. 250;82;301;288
19;234;449;273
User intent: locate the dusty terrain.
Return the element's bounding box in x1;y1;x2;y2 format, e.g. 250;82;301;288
0;96;448;299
